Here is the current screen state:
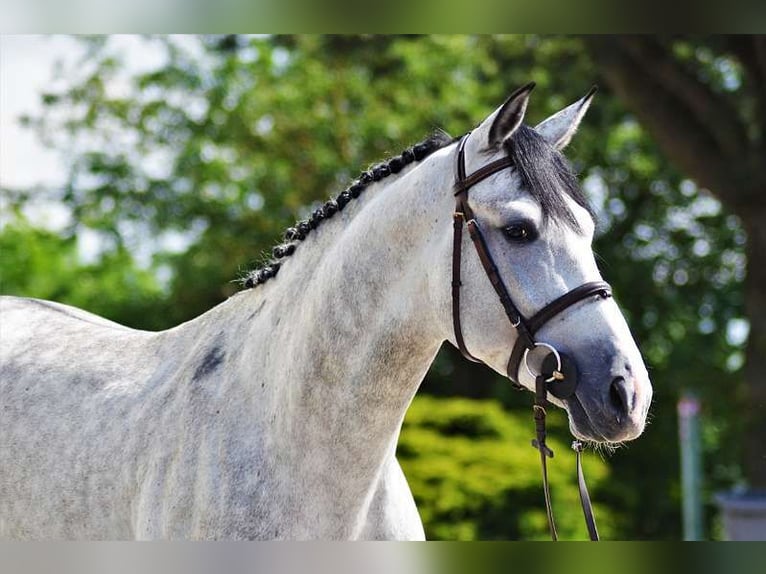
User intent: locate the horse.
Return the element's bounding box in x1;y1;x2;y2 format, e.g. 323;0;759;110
0;84;652;540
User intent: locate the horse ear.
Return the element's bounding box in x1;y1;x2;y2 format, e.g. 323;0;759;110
474;83;535;149
535;86;597;150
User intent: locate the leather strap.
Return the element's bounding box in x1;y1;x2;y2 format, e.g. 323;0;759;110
464;219;536;350
532;374;558;540
452;211;481;363
450;132;606;541
453;135;536;358
454;156;514;195
506;281;612;382
452;134;483;363
532;378;600;541
453;133;612;382
527;281;612;335
573;441;600;541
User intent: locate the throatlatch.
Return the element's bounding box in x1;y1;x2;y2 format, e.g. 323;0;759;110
450;133;610;541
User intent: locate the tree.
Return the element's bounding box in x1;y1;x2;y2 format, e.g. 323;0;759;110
585;35;766;490
0;214;166;329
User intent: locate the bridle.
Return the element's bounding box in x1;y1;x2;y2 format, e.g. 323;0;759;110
451;132;612;541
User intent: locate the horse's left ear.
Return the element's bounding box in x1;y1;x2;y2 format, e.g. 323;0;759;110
535;86;597;150
472;83;536;150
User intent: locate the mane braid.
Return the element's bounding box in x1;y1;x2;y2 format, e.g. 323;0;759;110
241;131;454;289
503;124;595;231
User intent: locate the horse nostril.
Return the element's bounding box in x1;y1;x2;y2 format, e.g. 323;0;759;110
609;376;634;419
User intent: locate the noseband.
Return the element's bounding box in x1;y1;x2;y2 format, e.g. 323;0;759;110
451;133;612;541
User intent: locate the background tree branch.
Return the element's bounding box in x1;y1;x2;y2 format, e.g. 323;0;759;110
724;35;766;147
585;35;765;216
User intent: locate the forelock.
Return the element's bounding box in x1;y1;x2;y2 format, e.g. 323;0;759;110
503;124;594;231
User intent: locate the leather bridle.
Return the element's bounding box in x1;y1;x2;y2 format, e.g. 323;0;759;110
451;133;612;541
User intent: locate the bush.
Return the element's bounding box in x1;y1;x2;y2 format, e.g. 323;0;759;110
398;395;614;540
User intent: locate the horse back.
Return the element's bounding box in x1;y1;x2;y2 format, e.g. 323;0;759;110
1;295;133;330
0;296;159;538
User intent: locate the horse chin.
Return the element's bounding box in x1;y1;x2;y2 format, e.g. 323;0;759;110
564;396;646;444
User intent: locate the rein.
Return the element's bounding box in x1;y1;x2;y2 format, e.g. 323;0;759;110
451;133;611;541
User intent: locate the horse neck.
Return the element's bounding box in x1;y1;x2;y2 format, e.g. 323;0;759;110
234;147;456;525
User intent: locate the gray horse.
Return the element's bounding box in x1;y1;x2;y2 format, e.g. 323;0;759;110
0;87;651;539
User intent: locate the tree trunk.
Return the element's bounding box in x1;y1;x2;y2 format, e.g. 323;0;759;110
743;217;766;488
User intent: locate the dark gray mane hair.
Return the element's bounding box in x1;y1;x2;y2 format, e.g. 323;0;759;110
503;124;594;231
241;124;593;290
242;131;455;289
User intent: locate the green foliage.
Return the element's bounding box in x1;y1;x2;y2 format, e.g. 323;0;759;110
398;395;613;540
0;214;166;330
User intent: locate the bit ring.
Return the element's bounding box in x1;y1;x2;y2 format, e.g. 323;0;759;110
523;342;563;381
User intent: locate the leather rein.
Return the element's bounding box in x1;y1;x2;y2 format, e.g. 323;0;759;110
451;133;612;541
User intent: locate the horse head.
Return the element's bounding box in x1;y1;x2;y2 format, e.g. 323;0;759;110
442;85;652;444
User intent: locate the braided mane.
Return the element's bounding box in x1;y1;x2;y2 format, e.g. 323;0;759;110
242;131;454;289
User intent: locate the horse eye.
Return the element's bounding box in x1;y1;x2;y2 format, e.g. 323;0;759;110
503;223;533;242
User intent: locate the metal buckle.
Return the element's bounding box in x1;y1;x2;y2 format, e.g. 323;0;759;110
523;342;563;383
